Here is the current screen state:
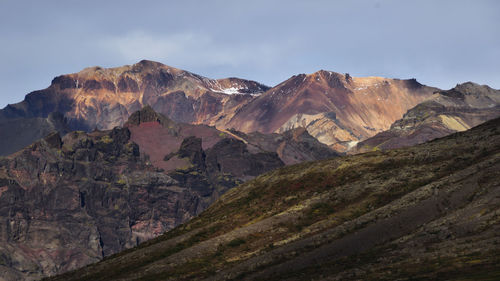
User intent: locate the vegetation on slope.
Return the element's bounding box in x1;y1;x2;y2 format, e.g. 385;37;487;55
48;117;500;281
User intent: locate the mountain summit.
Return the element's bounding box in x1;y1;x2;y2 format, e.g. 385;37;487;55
226;71;437;151
0;60;268;132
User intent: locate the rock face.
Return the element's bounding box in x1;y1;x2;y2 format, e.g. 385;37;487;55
0;107;338;280
226;72;437;151
0;112;70;156
356;82;500;152
48;117;500;281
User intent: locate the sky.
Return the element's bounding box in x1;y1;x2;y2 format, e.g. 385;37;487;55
0;0;499;108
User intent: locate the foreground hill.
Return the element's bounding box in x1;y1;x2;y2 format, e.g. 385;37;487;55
0;107;337;280
356;82;500;152
49;116;500;281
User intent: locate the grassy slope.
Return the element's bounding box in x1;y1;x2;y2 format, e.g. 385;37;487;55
47;118;500;281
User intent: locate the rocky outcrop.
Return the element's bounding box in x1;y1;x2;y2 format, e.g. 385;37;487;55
205;138;284;181
355;82;500;152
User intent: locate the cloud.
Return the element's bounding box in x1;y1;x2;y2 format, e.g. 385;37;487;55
99;30;281;69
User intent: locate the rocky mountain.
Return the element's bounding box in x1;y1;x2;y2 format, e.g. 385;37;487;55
0;61;439;156
48;116;500;281
0;60;269;155
226;71;437;151
0;107;337;280
0;112;70;156
356;82;500;152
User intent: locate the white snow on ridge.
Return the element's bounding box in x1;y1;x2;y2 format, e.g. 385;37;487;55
212;87;242;95
210;86;262;96
346;140;359;150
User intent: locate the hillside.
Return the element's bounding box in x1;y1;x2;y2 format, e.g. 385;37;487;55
48;117;500;281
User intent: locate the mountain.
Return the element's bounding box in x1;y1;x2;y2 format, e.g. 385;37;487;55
0;60;269;155
46;116;500;281
356;82;500;152
0;107;337;280
0;112;69;156
0;61;438;156
226;71;438;151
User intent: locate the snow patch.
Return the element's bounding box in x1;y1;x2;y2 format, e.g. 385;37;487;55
210;86;261;96
346;140;359;150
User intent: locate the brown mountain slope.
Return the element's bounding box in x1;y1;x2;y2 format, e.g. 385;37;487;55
0;107;337;280
227;71;437;152
356;82;500;152
0;60;268;133
47;116;500;281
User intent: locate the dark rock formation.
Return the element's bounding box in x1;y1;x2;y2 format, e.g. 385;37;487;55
0;107;338;280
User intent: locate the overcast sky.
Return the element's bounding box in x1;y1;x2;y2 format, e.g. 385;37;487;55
0;0;499;108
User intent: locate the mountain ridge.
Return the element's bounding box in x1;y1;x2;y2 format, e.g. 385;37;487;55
226;69;438;151
0;60;442;156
